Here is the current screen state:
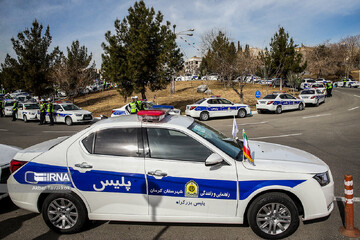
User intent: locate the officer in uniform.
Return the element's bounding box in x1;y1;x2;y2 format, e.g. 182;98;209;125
135;96;144;111
129;97;138;114
0;98;4;117
343;78;347;87
47;98;54;126
39;99;46;125
327;82;333;97
12;100;18;121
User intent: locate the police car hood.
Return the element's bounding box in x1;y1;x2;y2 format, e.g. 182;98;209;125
0;144;22;166
14;136;68;161
242;140;328;173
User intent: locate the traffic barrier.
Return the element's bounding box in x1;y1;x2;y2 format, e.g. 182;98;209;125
339;175;360;237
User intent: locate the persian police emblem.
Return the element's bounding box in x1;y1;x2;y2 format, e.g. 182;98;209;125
185;180;199;198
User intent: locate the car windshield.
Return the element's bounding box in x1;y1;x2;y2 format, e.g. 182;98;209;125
263;94;277;99
301;90;315;94
24;104;39;109
195;99;206;104
62;104;81;110
188;121;242;160
308;80;316;83
5;101;14;107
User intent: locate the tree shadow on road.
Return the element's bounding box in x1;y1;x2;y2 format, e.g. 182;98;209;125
0;212;38;239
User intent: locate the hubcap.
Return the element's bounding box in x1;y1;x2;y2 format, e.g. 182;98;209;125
47;198;78;229
256;203;291;235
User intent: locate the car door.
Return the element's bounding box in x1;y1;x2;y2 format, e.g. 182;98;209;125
17;104;23;120
143;127;238;218
206;99;221;117
218;98;235;116
279;94;289;110
67;127;148;215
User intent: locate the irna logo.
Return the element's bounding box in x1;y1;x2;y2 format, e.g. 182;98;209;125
25;171;71;184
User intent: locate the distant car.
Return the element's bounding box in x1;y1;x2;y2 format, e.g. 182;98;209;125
48;102;93;126
185;97;252;121
299;89;325;106
0;144;21;200
17;102;40;122
111;101;181;117
300;79;316;90
271;78;290;87
310;83;327;94
2;99;16;117
333;80;359;88
256;92;305;114
15;95;32;103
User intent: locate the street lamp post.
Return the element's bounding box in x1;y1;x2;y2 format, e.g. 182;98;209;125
171;26;194;94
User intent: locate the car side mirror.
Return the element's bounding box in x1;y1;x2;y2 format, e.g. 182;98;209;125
205;153;223;166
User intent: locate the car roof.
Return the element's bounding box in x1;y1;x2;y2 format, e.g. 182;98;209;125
94;114;194;129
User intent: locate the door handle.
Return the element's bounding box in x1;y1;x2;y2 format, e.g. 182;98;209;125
148;170;167;177
75;162;93;169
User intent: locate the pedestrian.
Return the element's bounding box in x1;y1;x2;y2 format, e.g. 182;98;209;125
129;97;138;114
47;98;54;126
39;99;46;125
0;98;4;117
12;100;18;121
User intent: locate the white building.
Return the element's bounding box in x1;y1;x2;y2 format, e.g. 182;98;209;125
184;56;202;75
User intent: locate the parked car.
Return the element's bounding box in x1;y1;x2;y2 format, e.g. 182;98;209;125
111;101;180;117
17;102;40;122
47;102;93;126
256;92;305;114
2;99;16;117
185;97;252;121
299;89;326;106
300;79;316;90
0;144;21;200
7;111;334;239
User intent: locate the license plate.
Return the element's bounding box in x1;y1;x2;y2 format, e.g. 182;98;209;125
302;96;308;99
260;101;266;104
84;116;91;120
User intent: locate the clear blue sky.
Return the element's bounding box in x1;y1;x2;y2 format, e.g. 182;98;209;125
1;0;360;69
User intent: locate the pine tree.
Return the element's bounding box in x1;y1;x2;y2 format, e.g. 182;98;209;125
5;19;61;97
260;27;307;87
102;0;183;100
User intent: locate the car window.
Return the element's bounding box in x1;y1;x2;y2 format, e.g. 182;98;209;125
286;94;296;99
82;133;95;153
195;99;206;104
279;95;287;99
146;128;212;162
219;99;232;104
301;90;315;94
316;90;322;94
263;95;277;99
62;104;81;110
54;105;61;111
24;104;39;109
207;99;219;104
94;128;139;157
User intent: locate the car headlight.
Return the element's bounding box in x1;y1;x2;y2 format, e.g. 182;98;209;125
313;172;330;186
75;114;82;117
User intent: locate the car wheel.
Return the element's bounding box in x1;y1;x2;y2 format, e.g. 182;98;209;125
65;116;73;126
23;115;28;123
257;109;262;114
275;106;282;114
298;103;304;111
199;111;209;121
247;192;299;239
237;109;246;118
315;99;319;107
42;193;88;234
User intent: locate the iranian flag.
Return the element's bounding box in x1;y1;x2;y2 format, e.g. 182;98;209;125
243;129;254;164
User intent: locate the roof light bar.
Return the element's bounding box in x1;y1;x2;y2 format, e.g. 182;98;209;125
137;110;166;122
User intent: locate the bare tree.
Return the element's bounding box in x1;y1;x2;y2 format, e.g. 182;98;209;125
340;35;360;79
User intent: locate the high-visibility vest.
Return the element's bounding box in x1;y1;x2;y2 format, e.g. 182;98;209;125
129;102;137;113
12;102;18;111
328;83;333;89
40;103;46;113
136;100;143;111
47;102;53;113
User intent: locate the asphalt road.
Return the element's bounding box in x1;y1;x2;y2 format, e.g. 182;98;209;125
1;87;360;239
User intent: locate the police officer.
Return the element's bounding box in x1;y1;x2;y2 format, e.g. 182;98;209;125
328;82;333;97
0;98;4;117
47;98;54;126
12;100;18;121
135;96;144;111
343;78;347;88
129;97;138;114
39;99;46;125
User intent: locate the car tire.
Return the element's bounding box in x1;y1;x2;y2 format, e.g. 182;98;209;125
23;115;28;123
275;106;282;114
257;109;262;114
199;111;209;121
237;109;246;118
247;192;299;239
298;103;304;111
315;99;320;107
65;116;73;126
42;193;88;234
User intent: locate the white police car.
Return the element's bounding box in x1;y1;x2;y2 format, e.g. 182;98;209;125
333;80;360;88
256;92;305;114
299;89;325;106
0;144;21;200
17;102;40;122
2;99;16;117
7;110;333;239
111;101;180;117
48;102;93;126
185;97;252;121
